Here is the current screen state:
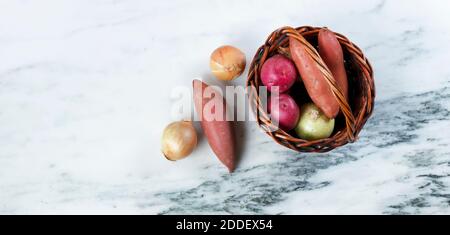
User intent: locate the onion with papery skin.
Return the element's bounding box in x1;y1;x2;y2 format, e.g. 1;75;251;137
295;103;335;141
210;45;246;81
161;121;197;161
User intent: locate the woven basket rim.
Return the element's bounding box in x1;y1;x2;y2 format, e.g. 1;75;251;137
246;26;375;153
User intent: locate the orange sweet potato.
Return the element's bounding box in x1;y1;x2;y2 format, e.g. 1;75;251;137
318;28;348;101
289;37;339;119
193;79;236;172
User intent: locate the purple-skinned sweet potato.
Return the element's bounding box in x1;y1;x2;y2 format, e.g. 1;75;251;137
290;37;340;119
193;79;236;172
318;28;349;101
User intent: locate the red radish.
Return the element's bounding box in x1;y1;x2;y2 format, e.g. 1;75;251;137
318;28;348;100
193;79;236;172
267;93;300;131
260;55;297;93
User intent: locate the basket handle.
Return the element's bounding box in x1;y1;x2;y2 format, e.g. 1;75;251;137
282;26;357;142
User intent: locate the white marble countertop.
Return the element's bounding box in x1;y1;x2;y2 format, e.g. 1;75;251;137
1;0;450;214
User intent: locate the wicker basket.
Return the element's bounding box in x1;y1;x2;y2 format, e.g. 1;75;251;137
246;26;375;152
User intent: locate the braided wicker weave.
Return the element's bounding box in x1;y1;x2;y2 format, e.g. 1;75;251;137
246;26;375;152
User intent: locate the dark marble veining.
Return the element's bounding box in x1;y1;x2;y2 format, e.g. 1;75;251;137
156;87;450;214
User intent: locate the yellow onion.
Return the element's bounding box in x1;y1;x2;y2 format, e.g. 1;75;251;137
161;121;197;161
295;103;335;141
210;45;246;81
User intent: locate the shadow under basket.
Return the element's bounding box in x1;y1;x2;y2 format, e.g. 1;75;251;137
246;26;375;153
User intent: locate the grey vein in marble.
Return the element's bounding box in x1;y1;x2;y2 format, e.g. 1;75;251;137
1;0;450;215
155;87;450;214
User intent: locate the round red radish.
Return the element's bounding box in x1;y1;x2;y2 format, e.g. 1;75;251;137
261;55;297;93
268;94;300;131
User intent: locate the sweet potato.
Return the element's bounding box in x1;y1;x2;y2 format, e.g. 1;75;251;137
193;79;236;172
289;37;340;119
318;28;348;100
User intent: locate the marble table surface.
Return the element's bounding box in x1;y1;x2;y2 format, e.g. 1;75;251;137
1;0;450;215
